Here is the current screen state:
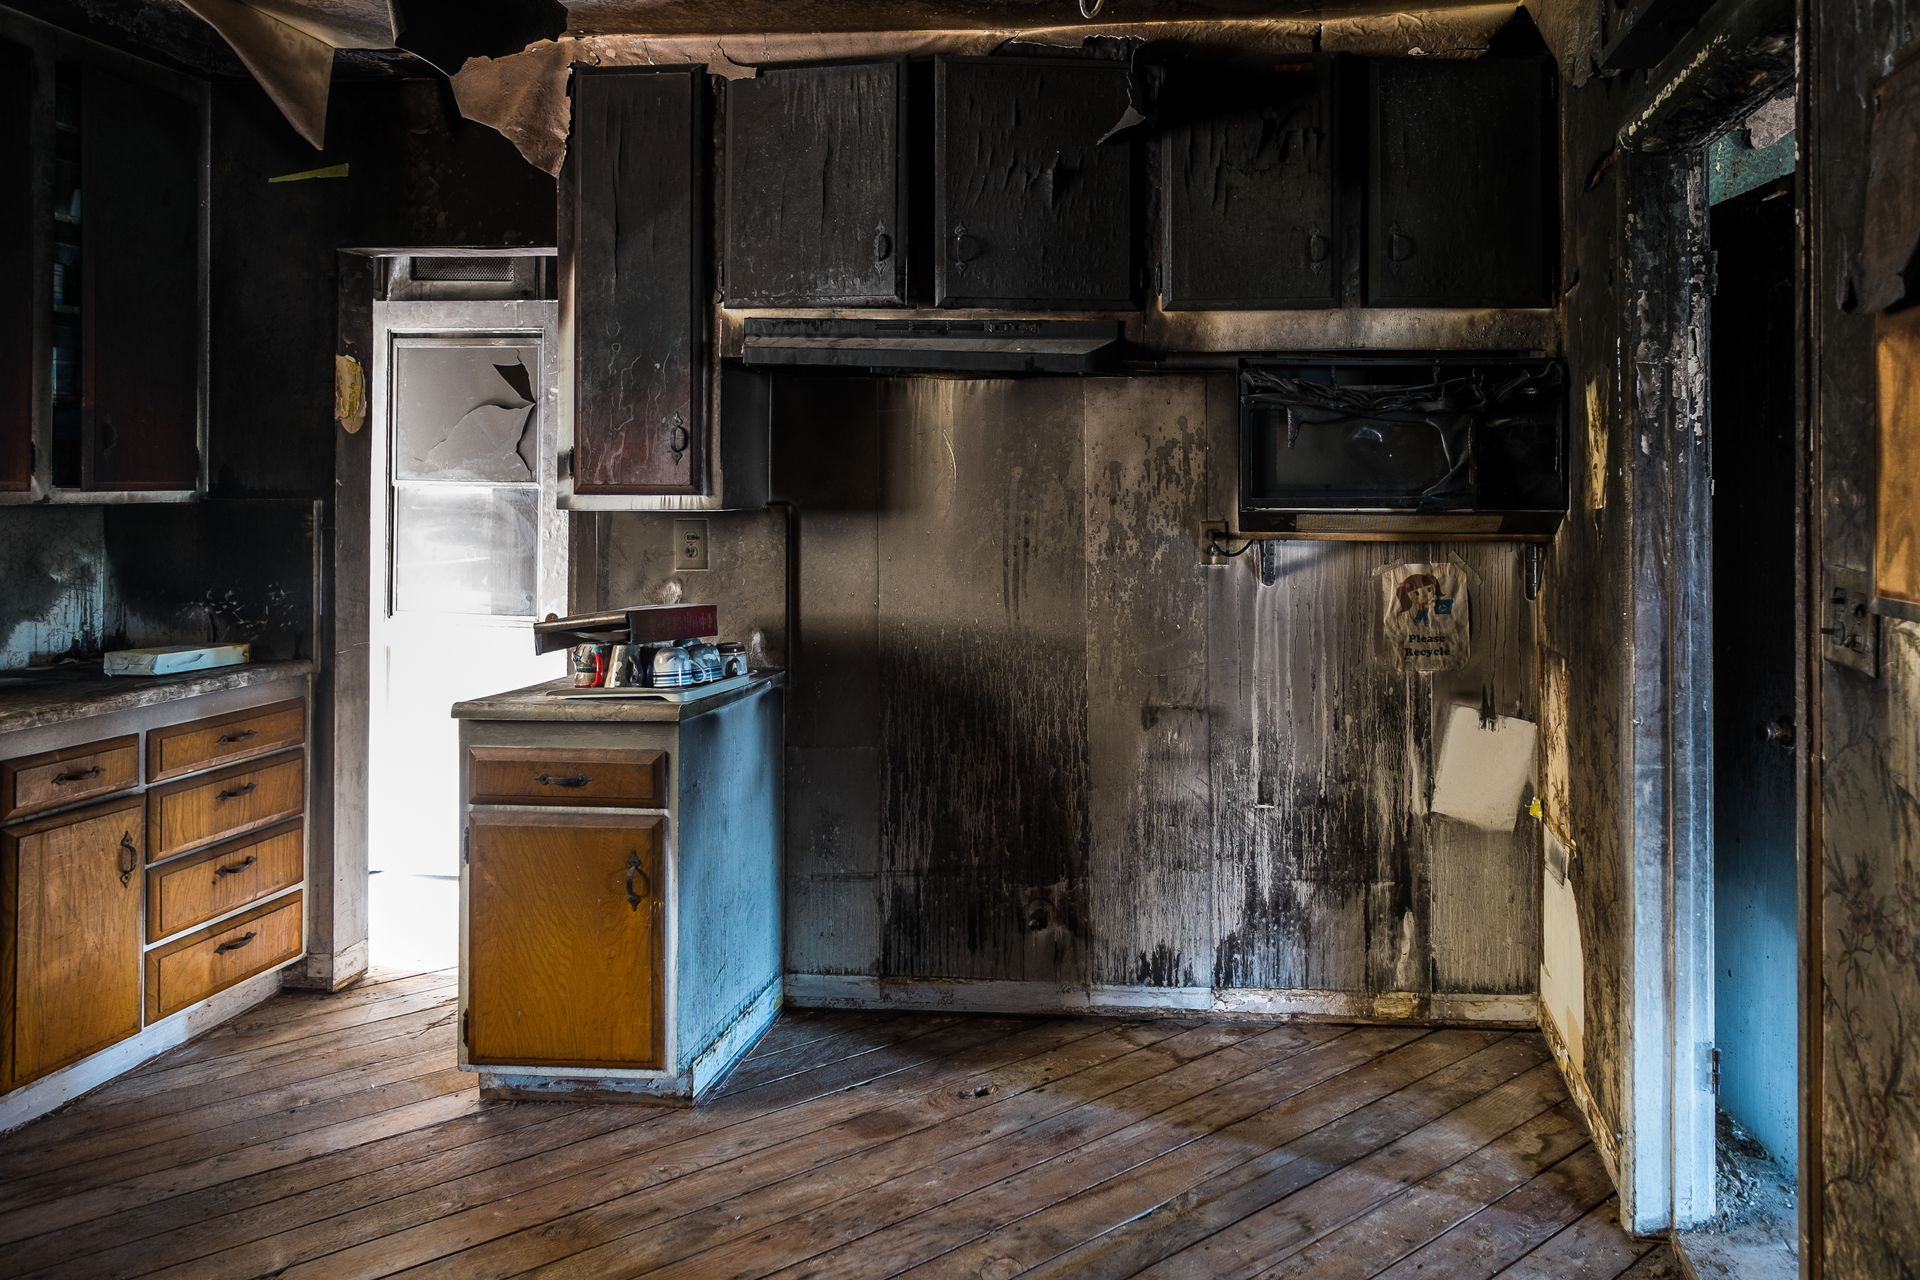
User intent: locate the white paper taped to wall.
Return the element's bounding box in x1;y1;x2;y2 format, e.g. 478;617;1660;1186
1430;702;1538;831
1380;561;1470;673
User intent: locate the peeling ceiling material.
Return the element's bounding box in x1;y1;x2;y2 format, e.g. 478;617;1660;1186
454;5;1517;175
179;0;343;146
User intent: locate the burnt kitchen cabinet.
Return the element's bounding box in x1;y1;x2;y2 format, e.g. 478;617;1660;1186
82;68;201;490
1367;57;1552;308
724;60;909;307
564;66;709;496
0;39;31;492
934;57;1134;310
1161;59;1338;309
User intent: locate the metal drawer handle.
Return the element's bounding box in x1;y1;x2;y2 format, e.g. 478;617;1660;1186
217;729;258;745
215;931;257;955
216;782;257;802
119;832;137;886
535;773;590;788
625;850;650;911
215;854;258;879
54;765;105;784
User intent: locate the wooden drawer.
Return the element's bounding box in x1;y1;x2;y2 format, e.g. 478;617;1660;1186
148;699;305;783
467;747;666;809
145;893;302;1023
1;736;139;821
147;751;304;862
146;820;303;941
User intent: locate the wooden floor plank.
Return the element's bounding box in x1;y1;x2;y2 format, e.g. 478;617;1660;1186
687;1026;1419;1280
1258;1101;1594;1279
0;976;1676;1280
936;1032;1542;1280
1372;1146;1621;1278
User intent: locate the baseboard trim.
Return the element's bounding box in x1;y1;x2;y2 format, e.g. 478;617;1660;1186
0;966;287;1133
282;939;371;992
1540;998;1624;1191
784;975;1537;1027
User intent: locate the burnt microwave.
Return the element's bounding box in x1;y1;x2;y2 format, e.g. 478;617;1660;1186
1238;355;1568;539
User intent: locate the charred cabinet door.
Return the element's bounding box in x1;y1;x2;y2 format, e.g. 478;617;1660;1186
82;69;200;490
465;811;665;1069
565;66;707;495
2;797;143;1090
1367;57;1552;308
1161;59;1338;309
935;57;1134;309
724;60;909;307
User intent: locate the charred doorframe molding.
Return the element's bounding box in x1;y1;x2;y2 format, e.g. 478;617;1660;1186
312;246;561;994
1607;0;1795;1238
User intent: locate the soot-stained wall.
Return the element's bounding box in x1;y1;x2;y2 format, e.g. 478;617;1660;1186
597;374;1543;1016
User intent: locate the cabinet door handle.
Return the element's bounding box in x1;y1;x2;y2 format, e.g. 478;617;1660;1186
951;225;981;272
118;832;137;886
534;773;590;788
1388;229;1418;262
217;729;258;746
216;781;257;802
215;931;257;955
54;765;105;785
214;854;258;879
873;225;894;263
667;415;689;463
1307;230;1331;264
625;850;650;911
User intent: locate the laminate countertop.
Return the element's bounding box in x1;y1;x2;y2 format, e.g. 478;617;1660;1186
453;671;784;724
0;660;313;736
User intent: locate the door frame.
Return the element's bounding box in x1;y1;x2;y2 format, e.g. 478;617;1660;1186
1603;0;1808;1245
298;248;558;993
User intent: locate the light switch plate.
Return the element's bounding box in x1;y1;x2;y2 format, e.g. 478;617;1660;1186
1822;565;1879;677
673;518;710;572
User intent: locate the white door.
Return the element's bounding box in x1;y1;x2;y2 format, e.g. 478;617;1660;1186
368;300;567;877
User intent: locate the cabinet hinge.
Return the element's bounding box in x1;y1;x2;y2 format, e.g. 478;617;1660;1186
1708;1044;1721;1095
558;448;573;480
462;828;470;863
461;1010;470;1045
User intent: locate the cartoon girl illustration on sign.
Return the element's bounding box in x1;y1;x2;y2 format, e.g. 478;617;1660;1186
1380;562;1470;673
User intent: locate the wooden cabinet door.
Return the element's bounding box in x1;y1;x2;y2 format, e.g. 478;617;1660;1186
565;66;707;496
934;57;1134;309
724;60;909;307
82;68;200;490
0;38;32;493
465;811;665;1068
1367;57;1552;308
1161;59;1339;309
2;796;143;1090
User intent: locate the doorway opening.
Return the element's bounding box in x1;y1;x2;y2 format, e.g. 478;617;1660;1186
1692;117;1802;1274
362;254;568;972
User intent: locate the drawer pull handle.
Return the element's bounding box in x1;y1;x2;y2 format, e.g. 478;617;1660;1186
119;832;137;886
214;854;258;879
217;729;258;745
216;782;258;802
535;773;590;788
215;931;257;955
54;765;105;785
625;850;649;911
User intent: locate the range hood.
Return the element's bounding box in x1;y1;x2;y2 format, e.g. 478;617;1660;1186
741;318;1121;374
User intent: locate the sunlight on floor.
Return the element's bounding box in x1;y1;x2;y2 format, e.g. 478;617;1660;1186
368;872;460;971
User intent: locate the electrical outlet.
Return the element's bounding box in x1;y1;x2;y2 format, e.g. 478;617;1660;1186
1201;520;1230;566
673;518;710;572
1822;565;1878;676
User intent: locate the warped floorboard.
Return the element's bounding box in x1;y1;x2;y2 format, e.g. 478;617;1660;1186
0;973;1675;1278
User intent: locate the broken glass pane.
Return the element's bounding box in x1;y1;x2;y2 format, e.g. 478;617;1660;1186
392;340;539;482
392;484;538;616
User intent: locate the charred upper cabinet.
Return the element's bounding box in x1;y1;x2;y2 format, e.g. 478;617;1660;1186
723;61;909;307
1367;57;1552;308
1160;59;1338;309
934;57;1134;309
565;66;708;496
82;69;200;490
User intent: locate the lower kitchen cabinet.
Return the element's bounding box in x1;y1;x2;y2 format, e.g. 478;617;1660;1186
0;795;144;1090
465;810;665;1069
455;672;783;1103
0;663;310;1123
